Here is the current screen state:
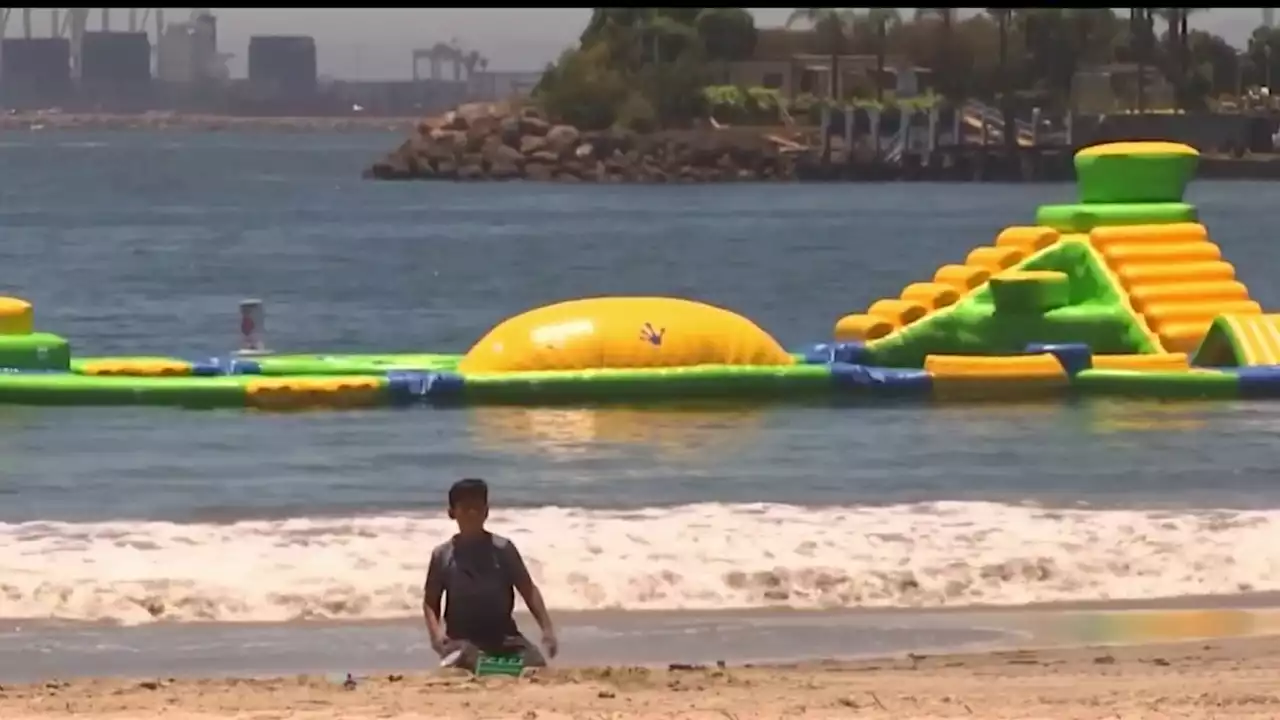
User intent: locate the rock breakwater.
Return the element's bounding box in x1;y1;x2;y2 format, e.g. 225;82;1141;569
364;102;806;183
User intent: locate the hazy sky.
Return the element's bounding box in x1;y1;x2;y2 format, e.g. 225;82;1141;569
0;8;1271;80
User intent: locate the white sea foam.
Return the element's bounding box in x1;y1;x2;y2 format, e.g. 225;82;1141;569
1;502;1275;625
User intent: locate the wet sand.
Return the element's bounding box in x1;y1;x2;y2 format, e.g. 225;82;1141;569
4;634;1280;718
0;608;1028;683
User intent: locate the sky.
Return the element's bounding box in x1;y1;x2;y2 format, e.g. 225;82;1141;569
0;8;1272;80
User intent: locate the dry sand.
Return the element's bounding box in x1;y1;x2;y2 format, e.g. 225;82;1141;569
4;635;1280;719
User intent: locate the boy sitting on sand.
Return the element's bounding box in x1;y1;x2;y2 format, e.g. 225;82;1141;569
423;478;559;671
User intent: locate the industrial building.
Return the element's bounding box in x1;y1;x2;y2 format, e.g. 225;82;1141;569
0;37;71;107
247;35;317;94
0;8;515;115
74;31;150;110
157;10;227;85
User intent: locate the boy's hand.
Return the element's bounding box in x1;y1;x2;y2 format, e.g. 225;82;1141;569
429;632;449;657
541;629;559;659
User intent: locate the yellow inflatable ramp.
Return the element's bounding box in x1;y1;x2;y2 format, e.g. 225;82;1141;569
1089;223;1261;353
834;226;1060;343
1091;353;1190;372
924;353;1069;401
1195;314;1280;367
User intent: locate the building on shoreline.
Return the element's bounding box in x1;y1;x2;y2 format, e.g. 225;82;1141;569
1;7;540;116
726;27;936;102
1;8;535;117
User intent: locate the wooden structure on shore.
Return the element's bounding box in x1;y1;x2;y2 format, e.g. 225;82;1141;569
803;99;1077;182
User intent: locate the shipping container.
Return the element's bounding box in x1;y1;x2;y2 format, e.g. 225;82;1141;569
247;35;317;97
81;31;151;85
0;37;72;108
78;31;152;111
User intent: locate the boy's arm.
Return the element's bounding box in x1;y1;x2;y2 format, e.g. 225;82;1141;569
501;541;555;637
422;547;447;651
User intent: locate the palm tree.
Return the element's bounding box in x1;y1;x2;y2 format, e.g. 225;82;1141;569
1057;9;1113;113
1130;8;1155;112
786;8;857;102
1154;8;1204;109
787;8;857;165
864;8;900;103
914;9;956;100
986;8;1017;154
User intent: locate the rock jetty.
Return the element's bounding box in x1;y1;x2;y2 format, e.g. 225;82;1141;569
364;102;806;183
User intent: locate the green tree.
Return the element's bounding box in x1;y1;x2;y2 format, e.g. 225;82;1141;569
695;8;758;63
1063;9;1124;110
914;9;957;100
535;43;629;130
1125;8;1157;112
786;7;859;164
864;8;901;103
1187;29;1242;100
539;5;1242;133
580;9;651;47
538;7;722;130
1015;9;1114;111
786;8;857;101
1155;8;1206;109
638;14;701;66
1246;25;1280;92
986;8;1017;154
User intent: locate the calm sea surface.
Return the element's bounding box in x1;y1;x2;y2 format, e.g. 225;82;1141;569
1;131;1279;635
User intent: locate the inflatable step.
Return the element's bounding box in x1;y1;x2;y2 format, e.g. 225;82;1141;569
1101;242;1223;265
0;297;33;335
1128;280;1251;312
1091;353;1190;372
245;377;385;410
867;299;928;327
899;282;961;310
79;358;195;377
1089;222;1207;248
964;246;1025;273
925;353;1067;379
994;226;1060;252
1116;261;1236;285
833;314;894;342
924;353;1070;400
1143;300;1263;326
1158;320;1220;354
933;264;991;292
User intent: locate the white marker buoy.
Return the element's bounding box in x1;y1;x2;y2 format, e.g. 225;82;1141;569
235;298;270;356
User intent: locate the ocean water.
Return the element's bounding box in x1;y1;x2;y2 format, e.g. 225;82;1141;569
3;131;1280;634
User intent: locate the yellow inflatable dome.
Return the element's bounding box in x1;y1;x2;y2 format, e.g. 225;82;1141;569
458;297;794;373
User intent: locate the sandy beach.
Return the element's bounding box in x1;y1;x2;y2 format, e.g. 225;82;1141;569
3;634;1280;719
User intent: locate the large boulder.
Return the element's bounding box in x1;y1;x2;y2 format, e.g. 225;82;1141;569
519;115;551;137
519;134;549;156
544;125;581;156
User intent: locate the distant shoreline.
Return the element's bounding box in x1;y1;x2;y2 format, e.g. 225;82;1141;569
9;112;1280;184
0;113;419;133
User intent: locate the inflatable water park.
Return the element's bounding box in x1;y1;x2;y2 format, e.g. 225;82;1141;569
3;140;1280;411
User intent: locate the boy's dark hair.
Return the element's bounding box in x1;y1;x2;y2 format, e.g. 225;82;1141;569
448;478;489;508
